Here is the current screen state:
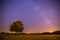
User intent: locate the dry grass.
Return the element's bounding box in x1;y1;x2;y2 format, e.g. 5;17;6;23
0;33;60;40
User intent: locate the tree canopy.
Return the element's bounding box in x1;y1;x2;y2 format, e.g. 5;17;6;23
10;21;24;32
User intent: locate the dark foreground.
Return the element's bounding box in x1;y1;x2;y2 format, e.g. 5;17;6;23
0;33;60;40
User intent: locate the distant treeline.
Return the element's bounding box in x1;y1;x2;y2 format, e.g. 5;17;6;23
0;31;60;35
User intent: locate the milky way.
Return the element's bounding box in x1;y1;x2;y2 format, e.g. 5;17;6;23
0;0;60;33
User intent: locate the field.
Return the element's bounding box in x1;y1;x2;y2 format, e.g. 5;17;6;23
0;33;60;40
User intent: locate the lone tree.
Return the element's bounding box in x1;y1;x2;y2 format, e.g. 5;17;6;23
10;21;24;33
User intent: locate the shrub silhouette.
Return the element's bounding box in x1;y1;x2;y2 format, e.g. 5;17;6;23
42;32;51;34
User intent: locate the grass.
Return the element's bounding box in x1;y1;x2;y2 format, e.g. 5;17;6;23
0;33;60;40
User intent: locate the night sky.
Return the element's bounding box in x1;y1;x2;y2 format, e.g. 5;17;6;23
0;0;60;33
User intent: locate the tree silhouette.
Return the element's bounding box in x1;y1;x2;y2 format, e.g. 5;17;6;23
10;21;24;33
52;31;60;34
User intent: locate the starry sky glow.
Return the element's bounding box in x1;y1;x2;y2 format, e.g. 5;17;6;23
0;0;60;33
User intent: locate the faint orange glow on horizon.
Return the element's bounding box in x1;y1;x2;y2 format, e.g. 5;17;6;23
48;30;54;33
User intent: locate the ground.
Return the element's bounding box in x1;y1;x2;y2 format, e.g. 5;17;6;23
0;33;60;40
